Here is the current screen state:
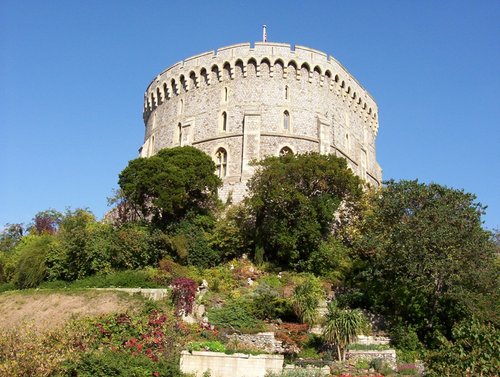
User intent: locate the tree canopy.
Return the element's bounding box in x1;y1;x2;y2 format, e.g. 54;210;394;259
245;152;363;269
351;180;499;344
118;146;222;227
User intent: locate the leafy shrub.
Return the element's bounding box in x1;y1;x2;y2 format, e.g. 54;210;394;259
305;237;352;282
61;349;183;377
167;218;220;269
208;204;253;261
275;323;310;354
257;274;284;289
251;283;294;321
156;258;200;285
40;269;162;289
89;309;186;364
107;224;164;270
354;358;370;369
171;277;197;316
207;298;264;333
73;269;160;288
297;347;321;360
45;209;102;281
187;340;226;353
204;264;237;293
426;318;500;376
291;275;323;326
369;357;384;371
13;234;54;289
396;349;420;364
390;324;422;352
0;282;15;292
0;321;81;377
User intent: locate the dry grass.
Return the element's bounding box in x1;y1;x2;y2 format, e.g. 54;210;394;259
0;290;143;331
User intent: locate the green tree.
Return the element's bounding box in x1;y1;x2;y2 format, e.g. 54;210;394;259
322;301;366;361
0;223;24;253
209;204;253;261
351;180;499;345
0;224;24;283
246;152;363;269
46;209;107;280
29;209;62;235
118;146;222;227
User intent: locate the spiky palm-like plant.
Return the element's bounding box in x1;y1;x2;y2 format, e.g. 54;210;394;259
291;277;323;327
322;302;366;361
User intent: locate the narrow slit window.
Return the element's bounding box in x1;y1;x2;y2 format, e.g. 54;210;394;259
283;111;290;130
222;111;227;132
178;123;182;145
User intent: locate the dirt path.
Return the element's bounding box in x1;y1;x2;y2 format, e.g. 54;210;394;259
0;290;142;331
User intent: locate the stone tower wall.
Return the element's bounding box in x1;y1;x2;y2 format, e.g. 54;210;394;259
140;42;382;202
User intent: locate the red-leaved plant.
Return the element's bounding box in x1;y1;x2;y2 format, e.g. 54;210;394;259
171;277;197;316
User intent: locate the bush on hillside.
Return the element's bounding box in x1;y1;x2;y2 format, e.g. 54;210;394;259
208;298;264;333
13;234;55;289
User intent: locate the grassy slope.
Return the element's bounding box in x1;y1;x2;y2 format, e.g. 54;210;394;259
0;289;146;331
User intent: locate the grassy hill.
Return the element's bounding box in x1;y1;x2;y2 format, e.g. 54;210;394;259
0;289;145;331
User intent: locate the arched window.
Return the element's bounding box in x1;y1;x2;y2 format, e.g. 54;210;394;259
215;148;227;178
283;110;290;130
280;146;293;156
178;123;182;145
221;111;227;132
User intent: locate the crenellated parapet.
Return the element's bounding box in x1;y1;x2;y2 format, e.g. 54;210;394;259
143;42;379;135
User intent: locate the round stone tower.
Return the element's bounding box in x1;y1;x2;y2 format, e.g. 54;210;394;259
141;42;382;202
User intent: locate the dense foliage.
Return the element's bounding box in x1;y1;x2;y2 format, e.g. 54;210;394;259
246;152;363;269
426;318;500;376
1;150;498;374
349;180;499;346
118;146;221;227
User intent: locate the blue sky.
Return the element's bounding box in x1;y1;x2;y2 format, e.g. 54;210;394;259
1;0;499;230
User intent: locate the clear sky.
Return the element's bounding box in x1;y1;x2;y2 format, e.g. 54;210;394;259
1;0;499;230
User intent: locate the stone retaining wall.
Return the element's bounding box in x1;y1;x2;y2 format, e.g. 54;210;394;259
92;288;168;301
180;350;283;377
226;332;284;354
347;349;397;369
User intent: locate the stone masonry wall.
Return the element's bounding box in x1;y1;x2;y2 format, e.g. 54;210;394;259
140;42;382;202
179;350;283;377
226;332;284;354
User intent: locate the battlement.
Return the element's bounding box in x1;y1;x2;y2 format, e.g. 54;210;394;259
144;42;379;133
